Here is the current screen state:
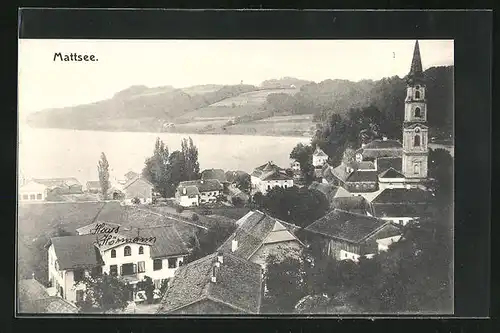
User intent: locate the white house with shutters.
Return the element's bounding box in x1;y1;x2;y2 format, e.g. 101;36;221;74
46;223;189;305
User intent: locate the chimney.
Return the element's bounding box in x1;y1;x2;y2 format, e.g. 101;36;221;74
231;239;238;252
211;265;217;283
382;136;388;141
217;252;224;264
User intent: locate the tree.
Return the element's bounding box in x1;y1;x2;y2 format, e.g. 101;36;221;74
98;153;110;200
143;138;169;197
262;254;307;314
186;222;237;263
181;137;200;181
261;187;329;228
428;148;453;206
290;143;315;184
75;273;132;313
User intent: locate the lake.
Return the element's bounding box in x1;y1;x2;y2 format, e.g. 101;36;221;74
18;127;311;184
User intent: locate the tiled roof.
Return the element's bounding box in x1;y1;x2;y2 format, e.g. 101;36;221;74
377;157;402;174
330;164;351;183
346;170;379;183
372;203;433;218
304;209;387;243
357;161;376;170
123;226;189;258
217;211;300;260
177;185;200;196
124;171;140;180
157;252;262;314
179;179;223;192
49;235;105;270
313;147;328;157
379;167;405;179
225;170;250;184
201;169;227;183
122;176;154;191
372;188;434;204
362;139;402;149
33;178;81;188
33;297;79;313
251;162;292;181
75;221;121;235
331;196;372;215
308;182;339;202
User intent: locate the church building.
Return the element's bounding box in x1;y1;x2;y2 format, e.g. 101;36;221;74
326;40;429;192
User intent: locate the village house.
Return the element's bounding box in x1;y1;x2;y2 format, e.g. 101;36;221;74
290;160;301;172
217;210;304;271
327;162;380;193
19;180;49;202
304;209;402;262
308;181;351;208
176;179;224;206
18;277;78;313
250;161;294;195
201;168;227;184
330;196;373;216
46;224;189;304
33;178;84;195
370;188;435;226
157;252;263;314
312;146;329;168
120;176;155;205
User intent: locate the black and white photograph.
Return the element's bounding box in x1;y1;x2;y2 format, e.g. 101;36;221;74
17;37;455;316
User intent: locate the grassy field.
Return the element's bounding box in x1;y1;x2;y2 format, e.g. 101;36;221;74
210;88;299;107
17;202;202;284
214;115;316;137
177;105;261;121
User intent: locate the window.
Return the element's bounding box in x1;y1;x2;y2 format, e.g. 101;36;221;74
137;261;146;273
22;194;28;200
168;258;177;269
30;194;36;200
121;263;135;276
111;249;116;258
124;246;131;257
54;260;59;271
110;265;118;276
414;135;421;147
399;220;404;225
414;163;421;175
414;107;421;117
153;259;162;271
267;185;271;190
415;90;421;99
73;269;84;283
76;290;85;303
139;246;144;255
36;193;42;200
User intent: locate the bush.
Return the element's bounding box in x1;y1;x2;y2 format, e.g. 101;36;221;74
199;208;213;216
232;197;244;207
131;197;141;205
192;213;199;221
176;205;184;213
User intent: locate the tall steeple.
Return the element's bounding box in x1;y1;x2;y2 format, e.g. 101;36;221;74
407;40;424;84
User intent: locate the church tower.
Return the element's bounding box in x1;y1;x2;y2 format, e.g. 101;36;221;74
402;40;429;180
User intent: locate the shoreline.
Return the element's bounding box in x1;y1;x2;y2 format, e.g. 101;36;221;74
22;125;314;140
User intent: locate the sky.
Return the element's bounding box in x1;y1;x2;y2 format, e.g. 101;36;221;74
18;39;454;116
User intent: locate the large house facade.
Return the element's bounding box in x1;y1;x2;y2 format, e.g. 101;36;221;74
46;224;189;304
251;162;294;195
176;179;224;206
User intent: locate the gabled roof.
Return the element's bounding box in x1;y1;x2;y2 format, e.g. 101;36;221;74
124;171;140;180
346;170;378;183
19;279;49;303
178;179;224;192
75;221;122;235
177;185;200;196
313;147;328;157
377;157;402;174
225;170;250;183
356;140;403;160
98;226;190;258
304;209;388;243
201;169;227;183
379;167;405;179
251;162;292;181
218;211;302;260
157;252;262;314
48;235;105;270
121;176;154;191
357;161;376;170
33;296;79;313
331;196;372;215
308;182;338;201
362;139;402;150
32;178;81;188
372;188;434;204
372;203;434;218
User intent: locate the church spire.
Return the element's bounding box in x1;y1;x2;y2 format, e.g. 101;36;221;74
407;40;424;83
